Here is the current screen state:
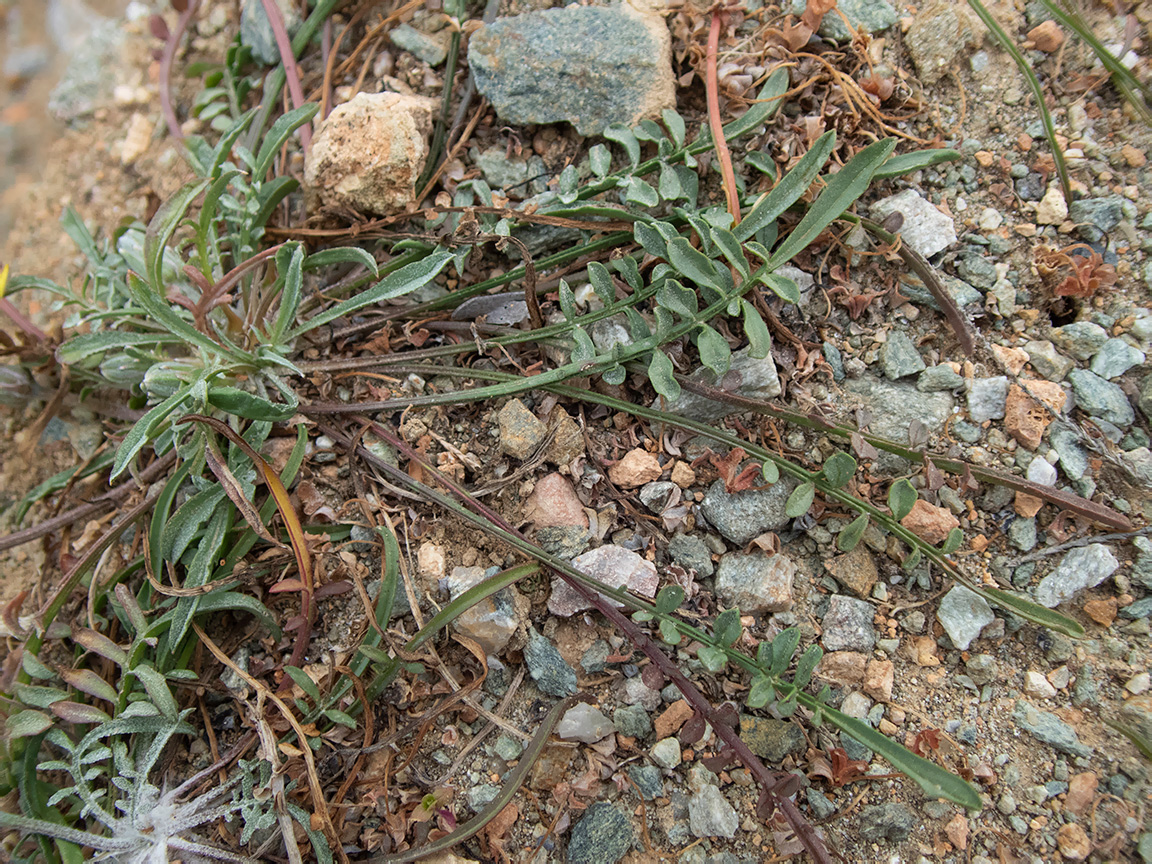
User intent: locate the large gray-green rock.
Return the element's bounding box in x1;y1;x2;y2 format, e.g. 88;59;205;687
845;377;954;470
788;0;899;41
663;346;781;422
524;628;577;696
880;330;926;380
701;477;797;545
1068;369;1135;425
240;0;301;66
468;5;675;136
567;802;633;864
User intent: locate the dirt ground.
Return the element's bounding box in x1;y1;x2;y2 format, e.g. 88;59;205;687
1;0;1150;862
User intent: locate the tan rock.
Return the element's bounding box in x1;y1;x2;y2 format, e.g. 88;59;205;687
305;91;437;215
654;699;694;739
525;473;588;529
900;499;959;545
913;635;940;667
1064;772;1097;817
992;344;1030;376
1056;823;1090;861
119;112;153;165
608;448;662;488
545;408;585;465
498;398;546;459
824;544;878;598
1035;183;1068;225
1027;19;1064;53
670;460;696;488
1014;491;1044;518
1082;597;1117;626
864;659;895;701
1121;144;1147;167
817;652;866;686
1004;381;1066;450
944;813;969;851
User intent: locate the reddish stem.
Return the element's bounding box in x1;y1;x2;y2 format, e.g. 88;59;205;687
260;0;312;156
159;0;201;140
706;8;741;226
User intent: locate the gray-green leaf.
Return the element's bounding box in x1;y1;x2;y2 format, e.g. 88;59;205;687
784;482;815;518
888;478;917;521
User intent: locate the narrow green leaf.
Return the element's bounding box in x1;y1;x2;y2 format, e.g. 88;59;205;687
193;590;283;640
874;148;962;180
50;701;111;725
820;704;982;809
207;386;298;421
940;527;964;555
285;666;321;703
837;513;869;552
784;482;815;518
822;452;857;488
558;279;576;320
633;119;664;143
290;248;455;337
888;478;917;521
648;350;680;401
603;364;627;386
6;710;53;739
666;236;722;290
144;180;209;291
736;130;836;242
324;708;358;730
57;332;179;365
302;245;378;276
604;124;640;166
133;665;179;720
745;151;776;178
12;685;68;709
692;69;788;153
126;272;241;362
980;587;1084;638
741;299;771;359
766;137;898;270
111;384;193;479
254;102;319;179
710;227;750;278
359;644;392;665
696;325;731;376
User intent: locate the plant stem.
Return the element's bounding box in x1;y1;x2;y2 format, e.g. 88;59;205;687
706;7;742;226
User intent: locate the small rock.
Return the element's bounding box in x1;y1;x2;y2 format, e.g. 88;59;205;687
1024;340;1075;381
620;678;661;712
668;534;714;577
1090;338;1145;380
1082;598;1117;626
789;0;898;40
966;654;997;685
655;700;694;739
1065;772;1098;816
473;146;530;191
664;346;781;422
864;659;895;701
870;189;957;257
119;112;153;165
880;330;926;380
901;499;960;545
1009;517;1038;552
821;595;876;652
1068;369;1135;425
525;473;588;529
858;802;915;843
1049;426;1090;480
739;715;804;762
627;764;664;799
917;364;966;392
670;461;696;488
701;477;798;545
389;22;448;66
818;652;866;686
945;813;970;850
992;344;1031;376
967;376;1009;423
546;409;584;465
1026;455;1058;486
639;481;679;513
715;552;795;613
1023;669;1057;699
651;737;682;769
824;544;878;598
609;448;662;488
904;1;978;86
535;525;589;559
688;785;738;839
613;704;652;740
1069;195;1123;242
937;586;995;650
1004;381;1067;449
467;784;500;811
806;788;838;820
1127;672;1151;694
1015;172;1046;201
1035;183;1069;225
1056;823;1091;861
1036;544;1119;608
913;635;940;666
469;5;675;136
498;398;546;459
524;629;578;697
567;802;634;864
956;252;998;290
557;702;614;743
1028;19;1064;52
305;92;438;215
1051;322;1108;361
550;545;658;617
1012;701;1093;757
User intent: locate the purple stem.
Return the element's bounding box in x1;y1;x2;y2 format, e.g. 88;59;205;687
260;0;312;156
159;0;201;140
